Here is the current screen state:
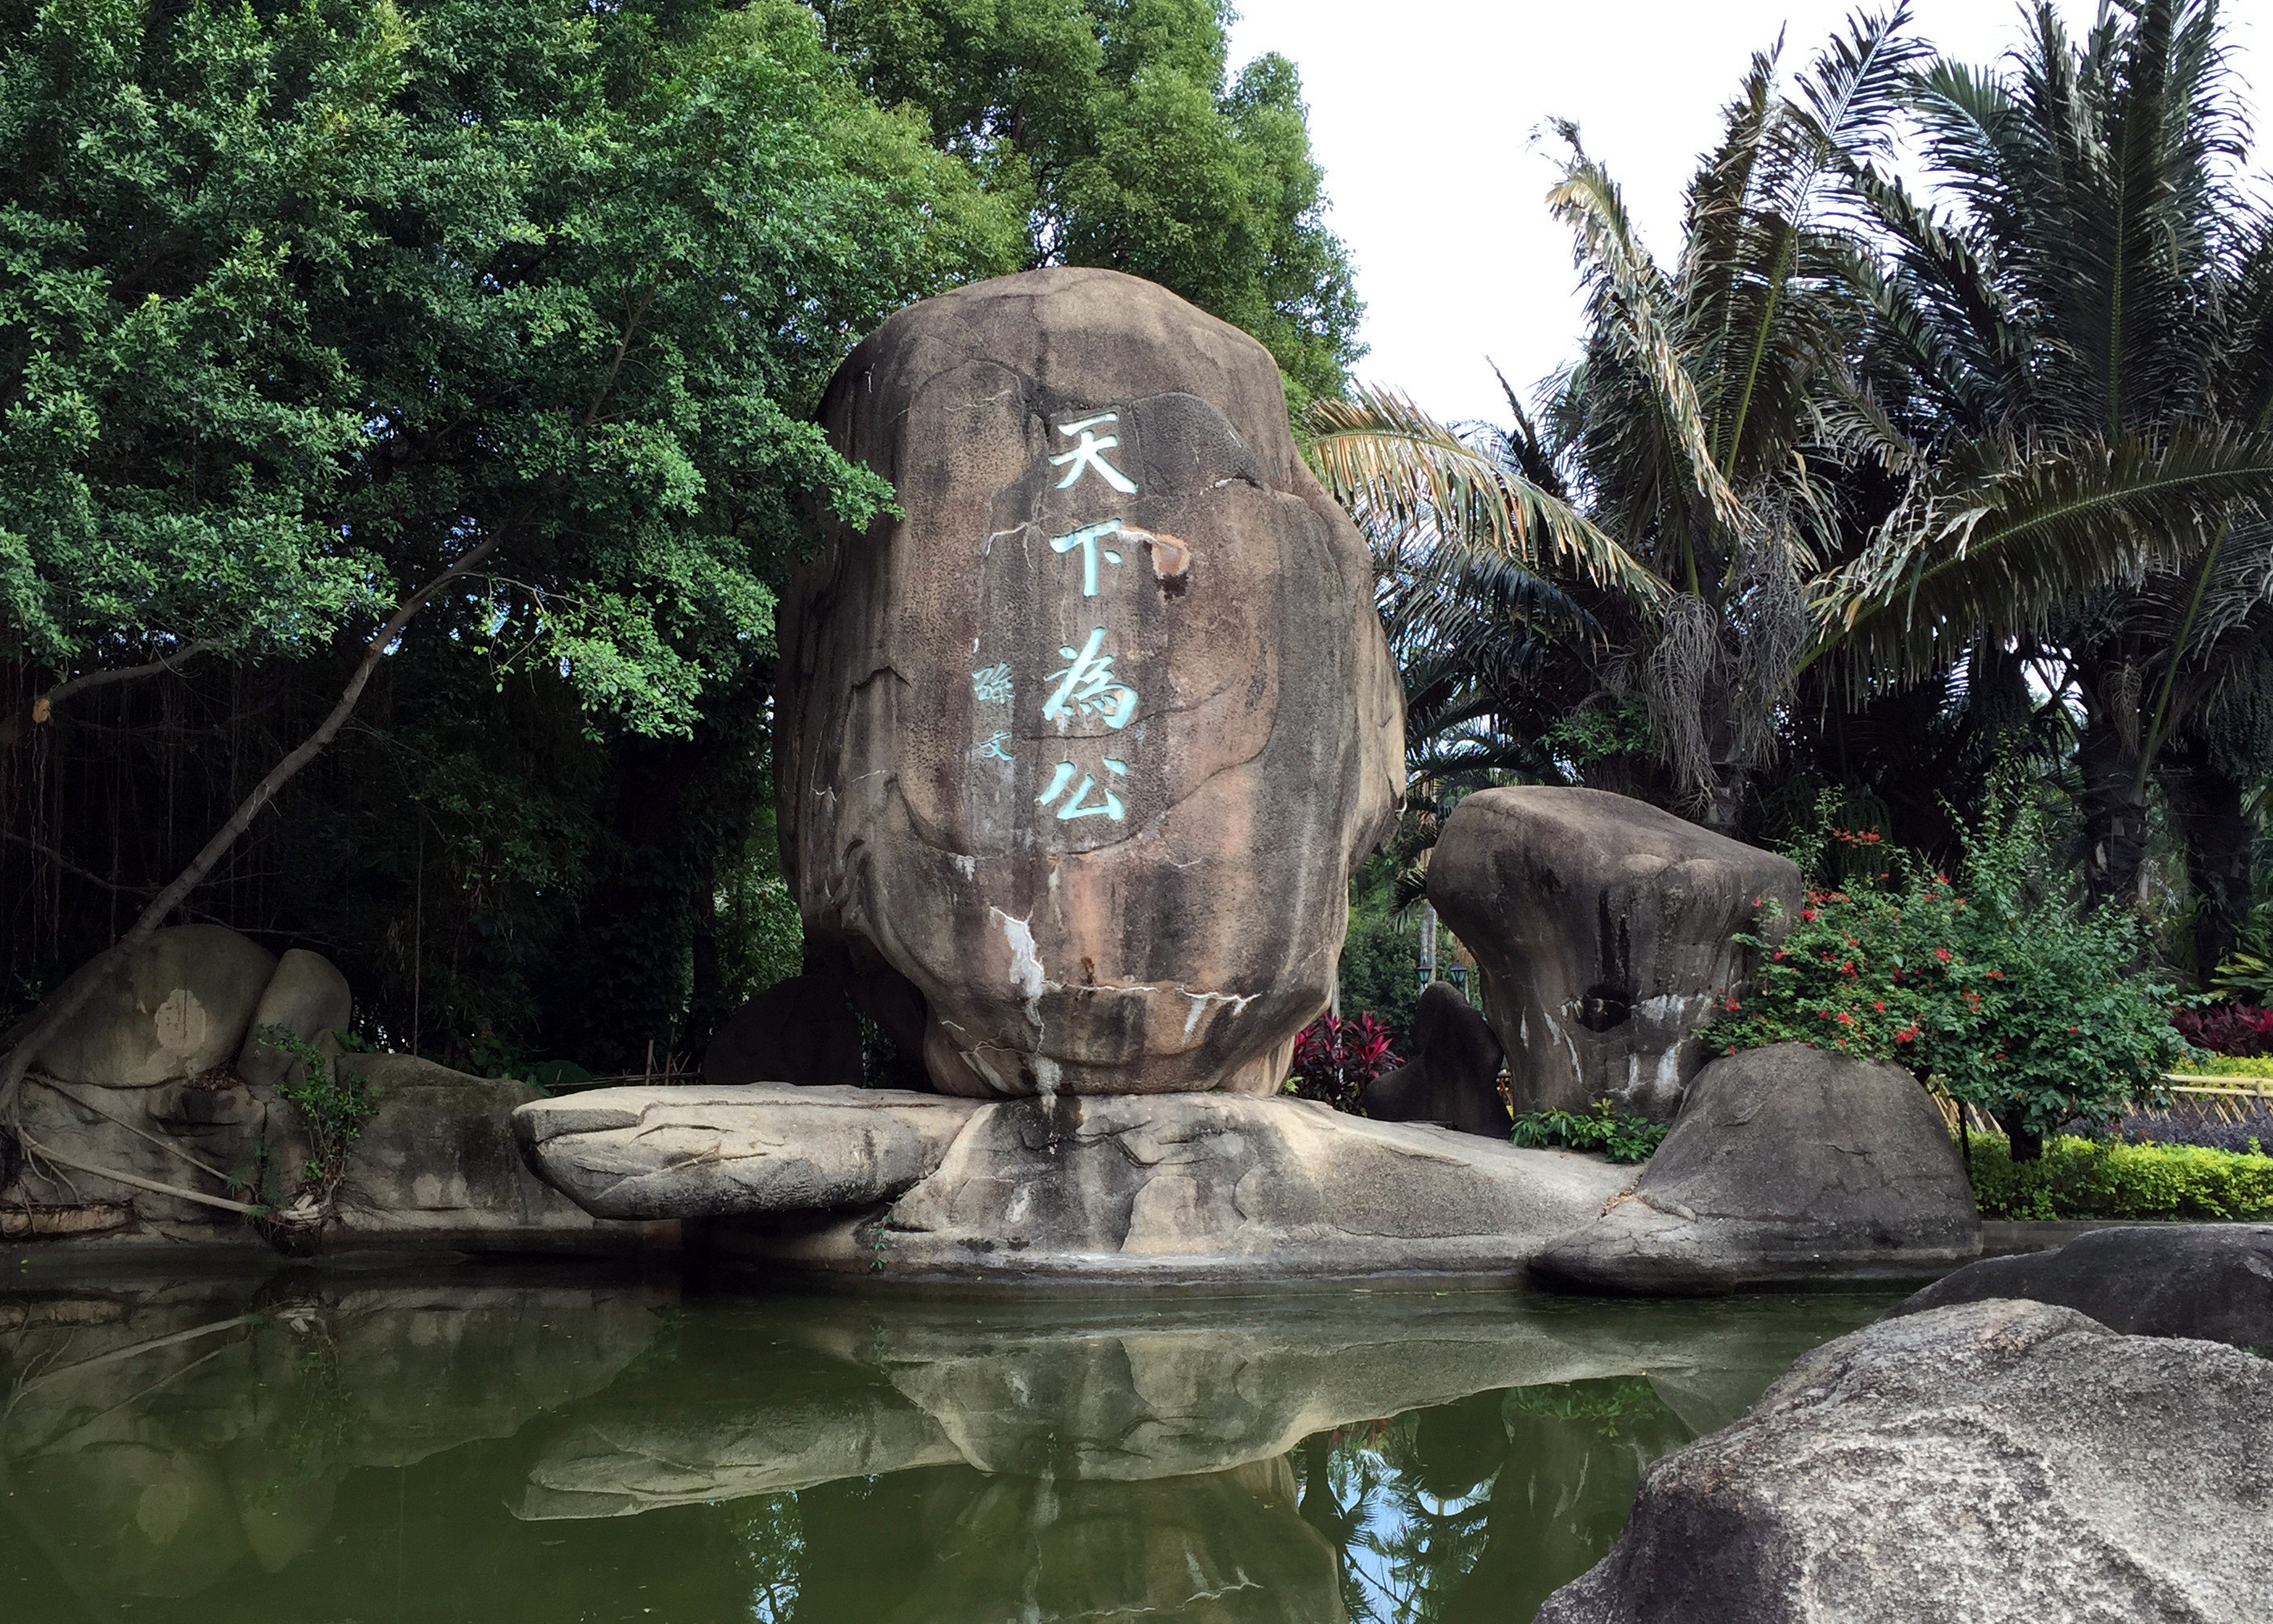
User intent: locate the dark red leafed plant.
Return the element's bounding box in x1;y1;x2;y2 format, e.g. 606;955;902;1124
1289;1013;1402;1112
2172;1003;2273;1058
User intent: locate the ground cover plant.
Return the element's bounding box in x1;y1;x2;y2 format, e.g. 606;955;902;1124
1700;789;2192;1158
1965;1133;2273;1221
1509;1100;1666;1164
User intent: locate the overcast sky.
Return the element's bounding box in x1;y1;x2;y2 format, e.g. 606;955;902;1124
1225;1;2270;425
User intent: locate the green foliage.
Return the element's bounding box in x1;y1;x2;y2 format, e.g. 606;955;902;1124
1701;788;2192;1143
1;0;1016;706
1336;854;1418;1034
2182;1054;2273;1079
253;1024;377;1198
1502;1376;1673;1440
1509;1099;1667;1164
814;0;1362;404
1965;1133;2273;1221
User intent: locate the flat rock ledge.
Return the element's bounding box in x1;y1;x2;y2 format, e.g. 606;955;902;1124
514;1085;1630;1283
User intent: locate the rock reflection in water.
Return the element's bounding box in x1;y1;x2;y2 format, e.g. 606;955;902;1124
0;1281;1890;1622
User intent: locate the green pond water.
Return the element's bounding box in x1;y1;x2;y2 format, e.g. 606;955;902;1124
0;1265;1897;1624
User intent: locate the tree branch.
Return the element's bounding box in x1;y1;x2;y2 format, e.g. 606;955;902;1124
0;498;539;1121
33;641;211;723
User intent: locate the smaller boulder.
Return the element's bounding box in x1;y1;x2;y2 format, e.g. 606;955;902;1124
703;974;864;1088
1530;1042;1980;1294
1361;982;1509;1138
234;948;353;1089
1889;1224;2273;1351
19;925;275;1088
1428;787;1803;1121
1534;1300;2273;1624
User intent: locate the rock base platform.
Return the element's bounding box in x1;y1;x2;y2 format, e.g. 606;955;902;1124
514;1084;1631;1284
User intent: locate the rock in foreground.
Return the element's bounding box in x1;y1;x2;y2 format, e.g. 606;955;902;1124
516;1084;1628;1282
1890;1224;2273;1350
1531;1043;1980;1293
1535;1299;2273;1624
1428;787;1801;1119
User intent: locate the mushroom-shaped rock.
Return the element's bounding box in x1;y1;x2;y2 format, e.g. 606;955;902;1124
1530;1042;1981;1294
1361;981;1509;1137
1428;787;1802;1120
1534;1300;2273;1624
13;924;276;1088
776;267;1404;1098
1889;1223;2273;1350
235;947;353;1088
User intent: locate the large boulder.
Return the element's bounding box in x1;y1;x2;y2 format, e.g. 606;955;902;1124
234;947;353;1088
1428;787;1801;1119
516;1084;1629;1283
1534;1299;2273;1624
1890;1224;2273;1350
702;973;863;1088
776;267;1403;1099
1530;1043;1980;1293
13;924;276;1088
1361;980;1509;1137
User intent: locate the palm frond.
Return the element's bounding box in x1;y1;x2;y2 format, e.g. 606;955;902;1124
1305;385;1664;600
1813;425;2273;685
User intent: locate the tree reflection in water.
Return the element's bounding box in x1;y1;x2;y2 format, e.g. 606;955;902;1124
1;1278;1885;1622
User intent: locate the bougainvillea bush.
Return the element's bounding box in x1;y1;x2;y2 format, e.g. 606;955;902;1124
1287;1013;1401;1112
1700;791;2192;1158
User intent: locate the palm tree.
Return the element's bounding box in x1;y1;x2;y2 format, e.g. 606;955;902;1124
1311;6;1930;831
1822;0;2273;962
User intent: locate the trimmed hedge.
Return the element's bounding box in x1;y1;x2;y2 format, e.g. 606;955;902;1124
1965;1133;2273;1221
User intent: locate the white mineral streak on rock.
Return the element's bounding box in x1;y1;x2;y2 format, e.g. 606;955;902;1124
1179;988;1258;1037
993;909;1047;1011
953;854;975;880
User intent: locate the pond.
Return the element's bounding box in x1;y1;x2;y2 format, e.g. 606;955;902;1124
0;1264;1897;1623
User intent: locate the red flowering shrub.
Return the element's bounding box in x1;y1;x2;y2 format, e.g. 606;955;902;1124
2172;1003;2273;1058
1289;1013;1402;1112
1700;790;2191;1158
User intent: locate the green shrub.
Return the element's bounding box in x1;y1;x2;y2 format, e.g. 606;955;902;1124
1511;1100;1667;1163
253;1025;378;1205
1965;1133;2273;1220
2181;1053;2273;1079
1700;786;2192;1154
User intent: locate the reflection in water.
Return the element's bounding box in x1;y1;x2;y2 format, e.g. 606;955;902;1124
0;1274;1891;1622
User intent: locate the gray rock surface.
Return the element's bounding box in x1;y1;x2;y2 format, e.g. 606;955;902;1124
14;924;276;1088
514;1083;980;1219
777;267;1404;1100
330;1054;615;1237
702;972;864;1088
1362;980;1509;1137
1531;1043;1980;1294
234;947;353;1088
1428;787;1802;1119
517;1083;1628;1282
1890;1224;2273;1351
1534;1299;2273;1624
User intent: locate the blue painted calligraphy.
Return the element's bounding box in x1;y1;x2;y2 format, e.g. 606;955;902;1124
1037;755;1129;822
971;663;1013;704
1049;520;1127;598
1042;627;1137;730
1048;414;1137;495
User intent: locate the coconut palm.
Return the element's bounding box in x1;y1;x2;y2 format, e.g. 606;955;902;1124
1822;0;2273;961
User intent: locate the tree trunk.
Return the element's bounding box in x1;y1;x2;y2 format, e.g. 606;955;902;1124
1994;1103;2043;1163
2076;709;2150;915
2160;734;2254;979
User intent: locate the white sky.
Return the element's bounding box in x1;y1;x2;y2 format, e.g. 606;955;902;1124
1226;1;2270;425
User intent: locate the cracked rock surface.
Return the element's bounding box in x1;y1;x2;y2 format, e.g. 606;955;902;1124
1530;1042;1980;1294
1534;1299;2273;1624
515;1084;1629;1282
